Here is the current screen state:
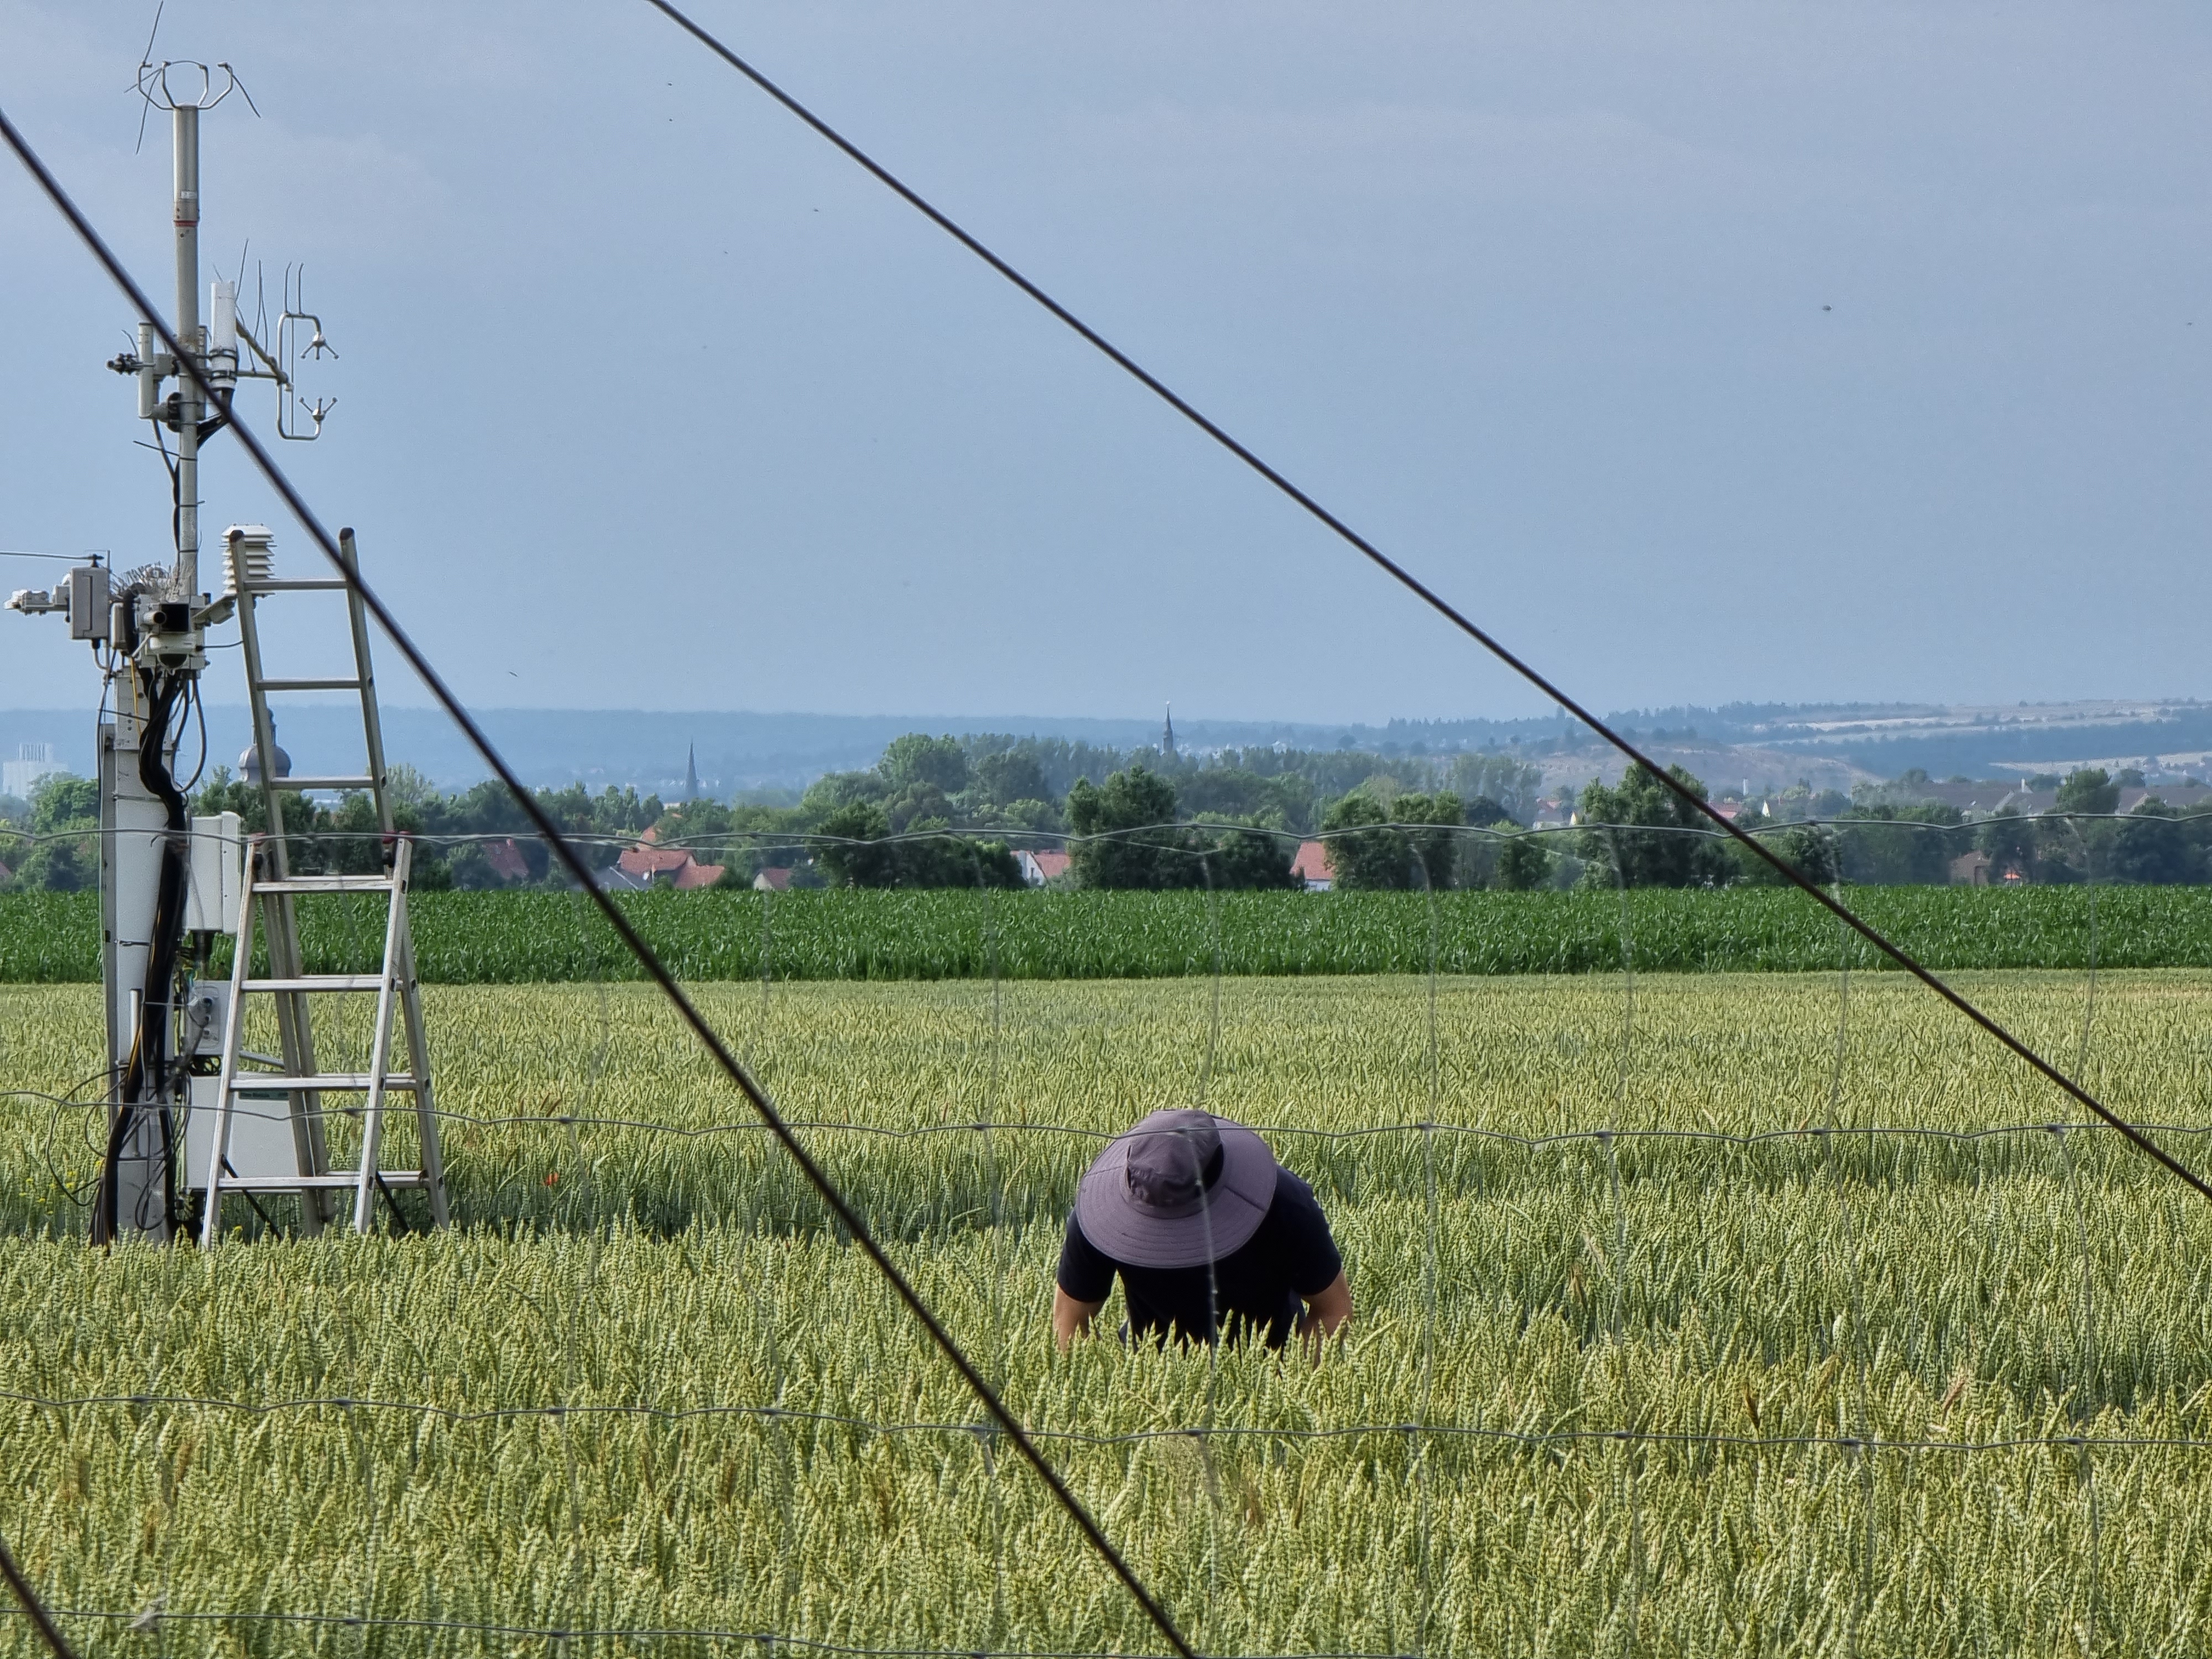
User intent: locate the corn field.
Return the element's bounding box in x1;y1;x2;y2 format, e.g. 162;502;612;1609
6;971;2212;1655
13;886;2212;983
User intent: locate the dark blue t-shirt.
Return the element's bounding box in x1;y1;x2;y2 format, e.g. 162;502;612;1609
1057;1165;1342;1349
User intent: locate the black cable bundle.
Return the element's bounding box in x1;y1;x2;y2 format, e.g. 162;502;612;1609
90;665;191;1246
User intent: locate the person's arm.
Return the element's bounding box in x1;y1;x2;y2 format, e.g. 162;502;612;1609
1297;1270;1352;1353
1054;1211;1114;1347
1053;1285;1108;1347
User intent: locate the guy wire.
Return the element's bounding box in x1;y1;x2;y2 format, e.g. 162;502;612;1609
0;1525;77;1659
635;0;2212;1206
0;101;1199;1659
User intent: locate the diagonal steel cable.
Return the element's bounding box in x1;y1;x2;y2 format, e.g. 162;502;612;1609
0;1528;76;1659
0;102;1197;1659
635;0;2212;1206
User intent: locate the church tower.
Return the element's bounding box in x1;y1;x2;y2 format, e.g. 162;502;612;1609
1161;703;1176;759
685;742;701;801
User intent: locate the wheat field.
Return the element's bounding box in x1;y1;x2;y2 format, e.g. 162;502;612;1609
6;972;2212;1655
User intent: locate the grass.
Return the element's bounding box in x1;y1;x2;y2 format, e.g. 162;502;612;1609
11;884;2212;983
4;972;2212;1654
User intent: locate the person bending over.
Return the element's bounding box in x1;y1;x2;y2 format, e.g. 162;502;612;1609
1053;1108;1352;1352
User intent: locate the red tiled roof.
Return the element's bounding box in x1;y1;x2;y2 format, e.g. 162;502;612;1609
1291;841;1334;882
1024;850;1072;882
671;860;725;890
753;867;794;892
618;843;694;878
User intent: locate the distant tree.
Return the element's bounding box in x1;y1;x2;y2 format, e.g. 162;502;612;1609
1398;792;1465;889
1178;767;1310;828
1491;823;1552;890
969;750;1048;807
13;775;102;891
1066;766;1199;889
1577;764;1733;888
2026;773;2062;792
1832;804;1964;885
2055;768;2120;817
1318;790;1463;889
1978;808;2038;882
879;733;968;796
2106;802;2201;885
1320;792;1400;890
816;800;1018;888
815;801;900;887
30;775;98;831
1732;823;1839;886
800;770;887;819
1194;821;1301;890
1447;753;1543;820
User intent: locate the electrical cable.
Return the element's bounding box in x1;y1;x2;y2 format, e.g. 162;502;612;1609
0;1528;75;1659
91;666;190;1245
178;675;207;793
634;0;2212;1207
0;102;1198;1659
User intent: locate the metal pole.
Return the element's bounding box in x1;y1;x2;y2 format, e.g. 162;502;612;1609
172;102;200;596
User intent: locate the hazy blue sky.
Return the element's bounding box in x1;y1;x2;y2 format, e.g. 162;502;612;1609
3;0;2208;726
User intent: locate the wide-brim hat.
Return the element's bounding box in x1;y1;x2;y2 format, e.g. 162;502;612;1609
1074;1109;1277;1269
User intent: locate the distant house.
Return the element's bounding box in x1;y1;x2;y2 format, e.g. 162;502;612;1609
753;867;794;892
615;828;724;890
1290;841;1334;892
1949;851;1992;886
484;839;531;884
1017;849;1071;887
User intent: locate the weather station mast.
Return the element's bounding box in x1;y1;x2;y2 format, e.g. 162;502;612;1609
7;54;447;1246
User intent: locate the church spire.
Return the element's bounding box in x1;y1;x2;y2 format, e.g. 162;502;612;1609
1162;703;1176;759
685;742;700;801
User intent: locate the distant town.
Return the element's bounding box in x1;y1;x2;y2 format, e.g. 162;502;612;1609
8;698;2210;893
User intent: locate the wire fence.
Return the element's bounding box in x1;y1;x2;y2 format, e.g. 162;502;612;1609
2;1387;2204;1455
0;38;2194;1656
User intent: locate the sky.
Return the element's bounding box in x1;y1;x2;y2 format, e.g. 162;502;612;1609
2;0;2209;729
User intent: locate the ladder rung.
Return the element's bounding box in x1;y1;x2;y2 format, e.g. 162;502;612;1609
214;1171;431;1191
240;578;351;592
230;1074;420;1093
255;677;364;692
271;776;375;792
251;875;393;894
241;975;388;993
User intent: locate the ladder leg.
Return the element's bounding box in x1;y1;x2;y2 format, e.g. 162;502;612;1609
340;531;397;841
392;859;451;1229
200;846;259;1248
239;587;332;1230
352;842;407;1234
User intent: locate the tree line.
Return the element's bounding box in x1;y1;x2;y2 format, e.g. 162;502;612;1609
8;732;2211;892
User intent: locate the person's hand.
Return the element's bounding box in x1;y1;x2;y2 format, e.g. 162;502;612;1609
1296;1271;1352;1357
1053;1286;1107;1348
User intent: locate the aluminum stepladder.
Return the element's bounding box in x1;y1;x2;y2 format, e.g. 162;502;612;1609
196;524;449;1243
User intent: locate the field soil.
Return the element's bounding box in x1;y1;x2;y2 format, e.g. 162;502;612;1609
4;972;2210;1653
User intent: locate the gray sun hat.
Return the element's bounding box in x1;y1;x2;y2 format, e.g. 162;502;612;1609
1074;1109;1278;1269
